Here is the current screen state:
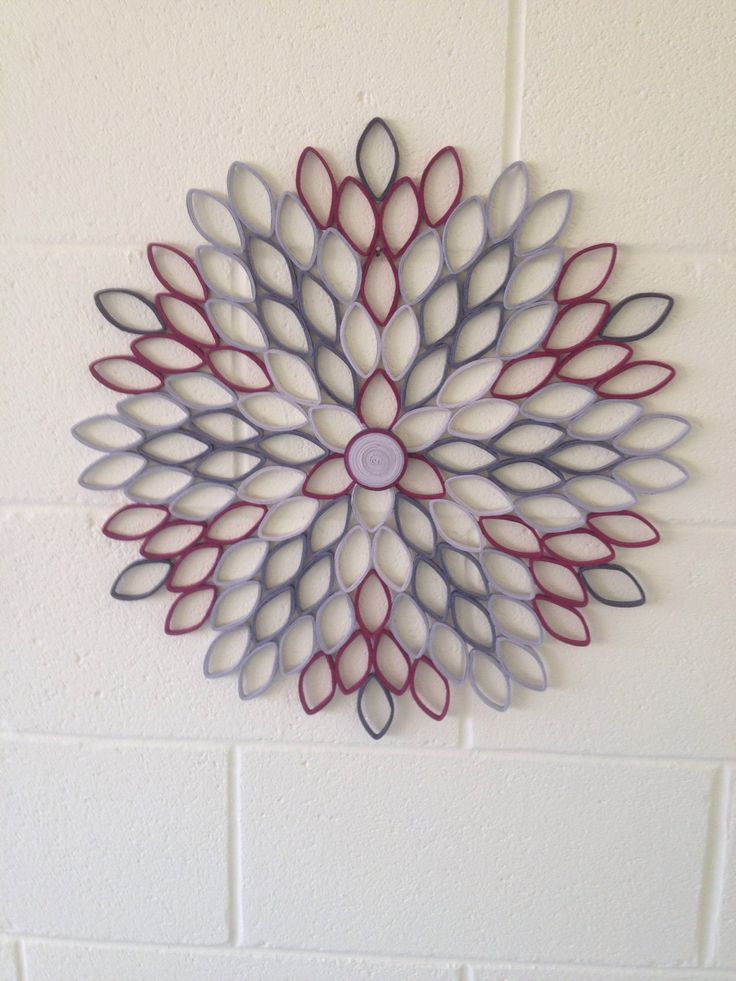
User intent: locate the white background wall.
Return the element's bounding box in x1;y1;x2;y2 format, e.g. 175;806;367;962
1;0;735;978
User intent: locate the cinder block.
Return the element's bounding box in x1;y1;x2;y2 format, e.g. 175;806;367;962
0;740;228;943
0;0;507;247
472;525;736;759
0;942;17;981
238;748;713;965
23;943;459;981
590;252;734;527
1;246;155;505
0;508;460;746
522;0;735;251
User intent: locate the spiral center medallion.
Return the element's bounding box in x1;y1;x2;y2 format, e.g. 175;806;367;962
346;430;407;489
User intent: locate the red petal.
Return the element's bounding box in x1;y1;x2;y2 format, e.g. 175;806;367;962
533;597;591;647
302;455;354;499
147;243;208;301
102;504;169;541
480;515;543;558
206;348;272;392
357;370;401;428
372;630;411;695
360;251;400;326
299;651;337;714
166;543;222;592
410;656;450;720
397;455;445;499
130;334;205;374
379;177;422;258
335;630;372;694
336;177;379;256
587;510;660;548
155;293;219;348
542;529;615;567
556;342;633;385
594;360;675;398
530;558;587;607
554;243;617;303
89;356;163;395
492;353;558;399
296;147;337;230
419;146;463;228
140;520;205;559
355;571;391;634
164;585;217;635
543;299;610;353
204;502;266;544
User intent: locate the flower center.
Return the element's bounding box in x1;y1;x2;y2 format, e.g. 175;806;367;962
345;430;407;490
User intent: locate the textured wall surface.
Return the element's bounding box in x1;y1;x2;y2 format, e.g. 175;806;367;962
1;0;735;978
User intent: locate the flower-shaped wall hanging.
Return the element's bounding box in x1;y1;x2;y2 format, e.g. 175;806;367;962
73;118;689;739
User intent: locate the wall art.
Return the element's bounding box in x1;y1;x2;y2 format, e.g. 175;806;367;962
73;118;689;739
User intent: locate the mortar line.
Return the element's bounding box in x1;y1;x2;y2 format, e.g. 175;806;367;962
10;932;736;975
227;745;244;946
1;728;732;767
501;0;527;167
15;939;28;981
698;764;732;966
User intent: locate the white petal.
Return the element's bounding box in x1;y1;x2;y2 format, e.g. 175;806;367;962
309;405;363;452
352;486;394;531
382;305;420;380
340;303;380;377
437;359;503;407
392;407;450;451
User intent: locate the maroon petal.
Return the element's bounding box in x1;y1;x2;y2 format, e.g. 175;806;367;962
554;243;617;303
299;651;337;714
380;177;422;258
302;455;354;499
102;504;169;541
89;356;163;395
586;510;660;548
397;455;445;500
372;630;411;695
360;250;400;326
594;360;675;398
147;243;208;301
533;597;591;647
542;529;615;567
205;502;266;544
164;585;217;635
410;656;450;720
492;353;558;399
206;348;272;392
357;370;401;428
355;571;392;634
480;515;544;558
336;176;379;256
530;558;587;607
543;299;610;353
556;342;633;385
155;293;219;349
420;146;463;228
335;630;372;694
167;543;222;592
296;147;337;230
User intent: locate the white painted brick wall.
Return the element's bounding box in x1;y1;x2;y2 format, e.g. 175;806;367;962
1;1;734;978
